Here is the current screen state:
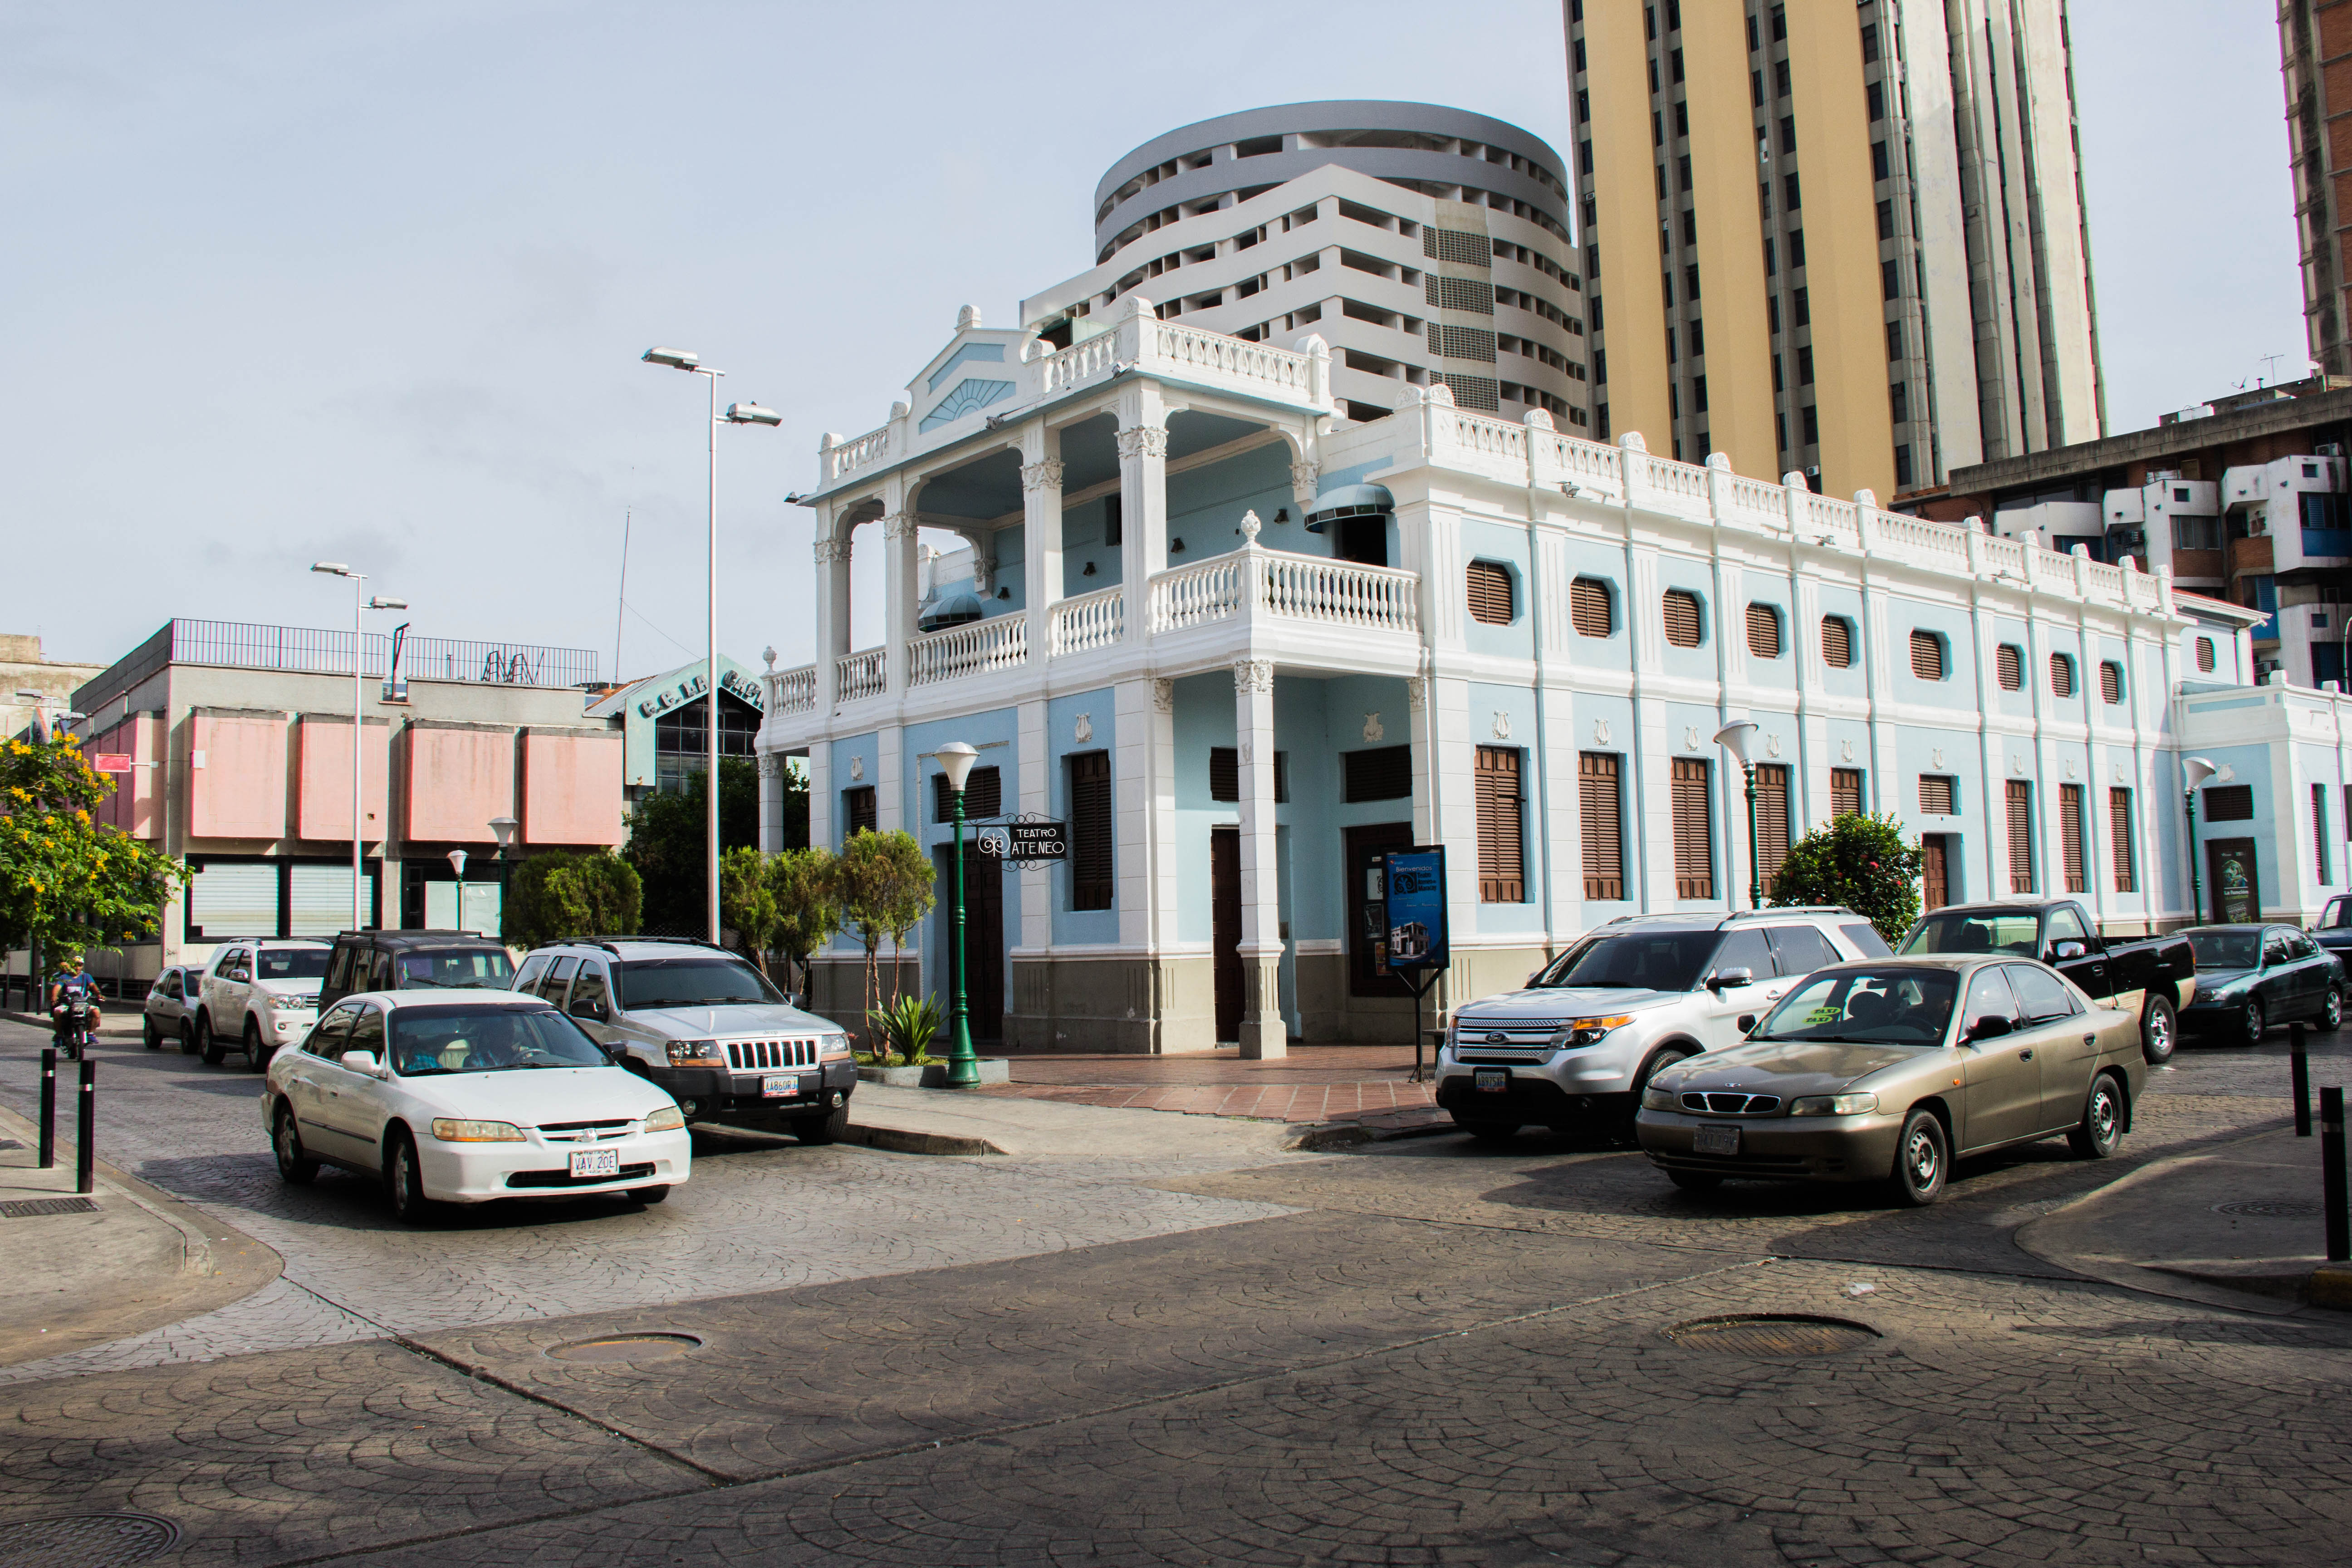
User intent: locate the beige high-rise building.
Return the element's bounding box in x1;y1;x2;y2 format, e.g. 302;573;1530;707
1567;0;2105;499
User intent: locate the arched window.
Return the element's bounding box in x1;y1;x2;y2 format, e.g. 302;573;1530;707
1465;561;1515;625
1745;603;1784;658
1995;645;2023;691
2100;661;2124;705
1570;576;1615;637
1820;615;1854;668
1908;629;1946;681
2050;652;2077;697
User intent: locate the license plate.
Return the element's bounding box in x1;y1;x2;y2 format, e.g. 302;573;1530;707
569;1148;621;1179
1693;1124;1740;1156
762;1074;801;1098
1474;1068;1509;1093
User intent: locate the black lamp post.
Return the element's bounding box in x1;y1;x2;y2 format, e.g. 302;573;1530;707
935;742;981;1087
2181;757;2215;925
1713;720;1763;909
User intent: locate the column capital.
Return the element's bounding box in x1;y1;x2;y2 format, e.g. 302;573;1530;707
757;752;782;779
1406;676;1428;712
1020;459;1066;492
1152;678;1175;713
813;535;850;564
1233;658;1275;695
1115;424;1169;461
1290;458;1320;502
881;511;918;540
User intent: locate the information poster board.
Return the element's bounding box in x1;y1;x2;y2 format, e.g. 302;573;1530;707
1382;847;1448;972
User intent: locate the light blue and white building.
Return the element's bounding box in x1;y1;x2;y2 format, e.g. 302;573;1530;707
757;294;2273;1055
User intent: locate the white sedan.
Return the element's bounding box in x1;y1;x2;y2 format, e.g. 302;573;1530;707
263;990;690;1222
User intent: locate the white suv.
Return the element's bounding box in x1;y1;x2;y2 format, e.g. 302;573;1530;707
194;938;332;1071
1436;909;1892;1140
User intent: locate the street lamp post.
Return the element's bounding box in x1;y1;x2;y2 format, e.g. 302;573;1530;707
1712;721;1763;910
935;742;981;1088
2182;756;2217;925
488;816;518;942
311;564;405;930
447;849;468;934
641;347;782;945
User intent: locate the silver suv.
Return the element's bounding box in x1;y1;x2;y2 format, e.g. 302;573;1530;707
512;938;857;1142
1436;908;1891;1140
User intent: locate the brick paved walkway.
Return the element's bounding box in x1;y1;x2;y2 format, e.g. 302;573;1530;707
975;1044;1447;1132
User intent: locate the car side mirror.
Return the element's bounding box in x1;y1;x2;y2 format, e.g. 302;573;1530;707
340;1049;382;1076
1706;968;1754;992
2051;941;2087;961
1965;1015;2014;1042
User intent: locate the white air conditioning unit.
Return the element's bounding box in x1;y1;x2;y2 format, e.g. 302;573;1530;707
2317;442;2342;457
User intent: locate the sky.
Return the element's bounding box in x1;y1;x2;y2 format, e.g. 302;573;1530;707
1;1;2304;683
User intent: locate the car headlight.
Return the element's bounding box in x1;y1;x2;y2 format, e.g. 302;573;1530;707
1554;1015;1634;1049
1789;1093;1879;1117
430;1118;525;1142
666;1039;725;1066
642;1106;686;1132
1640;1085;1679;1110
817;1034;853;1061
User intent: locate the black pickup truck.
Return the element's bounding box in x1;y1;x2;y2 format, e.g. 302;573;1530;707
1896;899;2197;1063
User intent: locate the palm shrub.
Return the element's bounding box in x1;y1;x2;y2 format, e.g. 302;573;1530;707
864;994;943;1067
1767;813;1925;947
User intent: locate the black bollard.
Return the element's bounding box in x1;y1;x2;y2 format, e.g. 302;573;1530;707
2294;1023;2313;1137
75;1058;94;1197
39;1047;56;1169
2324;1087;2349;1264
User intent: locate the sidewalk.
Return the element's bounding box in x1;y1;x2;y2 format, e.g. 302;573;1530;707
2017;1122;2352;1315
848;1082;1309;1159
0;1102;280;1365
970;1045;1448;1139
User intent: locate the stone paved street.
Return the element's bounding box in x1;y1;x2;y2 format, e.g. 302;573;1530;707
1;1018;2349;1564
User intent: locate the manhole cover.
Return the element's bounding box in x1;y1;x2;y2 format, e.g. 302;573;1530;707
2214;1199;2325;1219
545;1332;702;1364
0;1197;98;1220
1664;1314;1881;1358
0;1512;179;1567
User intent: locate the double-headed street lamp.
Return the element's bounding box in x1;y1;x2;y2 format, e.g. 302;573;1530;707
1713;720;1763;910
935;741;982;1088
641;347;782;945
2182;755;2218;924
311;564;405;930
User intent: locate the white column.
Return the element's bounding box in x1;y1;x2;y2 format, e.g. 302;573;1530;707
1116;382;1169;646
813;506;851;707
1149;679;1180;954
807;746;833;853
1022;423;1066;658
757;752;781;854
882;507;919;696
1234;659;1286;1058
1017;698;1051;954
876;725;904;833
1113;679;1154;951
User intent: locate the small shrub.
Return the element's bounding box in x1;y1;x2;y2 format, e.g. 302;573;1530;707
1767;813;1925;947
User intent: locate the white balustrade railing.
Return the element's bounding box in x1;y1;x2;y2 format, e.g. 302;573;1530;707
1723;473;1786;529
1148;545;1420;636
1644;455;1710;501
908;613;1027;687
1446;409;1529;462
836;647;885;703
1554;436;1624;493
1037;330;1120;394
1049;584;1124;655
1875;511;1970;571
1151;322;1315;398
824;425;891;483
769;664;817;715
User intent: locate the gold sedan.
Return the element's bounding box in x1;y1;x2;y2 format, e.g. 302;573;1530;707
1635;956;2145;1205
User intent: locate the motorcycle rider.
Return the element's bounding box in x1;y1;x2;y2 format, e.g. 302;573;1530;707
47;956;102;1058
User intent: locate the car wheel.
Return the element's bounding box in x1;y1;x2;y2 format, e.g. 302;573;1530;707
2240;997;2266;1048
1620;1047;1696;1139
143;1017;161;1050
793;1102;852;1145
2322;987;2344;1034
2140;995;2177;1064
1890;1109;1949;1207
273;1104;318;1185
632;1185;672;1205
179;1020;199;1056
243;1019;270;1073
2067;1074;2125;1160
1666;1169;1721;1194
196;1013;224;1065
386;1132;434;1224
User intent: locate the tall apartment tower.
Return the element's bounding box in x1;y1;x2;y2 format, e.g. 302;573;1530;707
2284;1;2352;375
1568;0;2105;498
1024;102;1590;428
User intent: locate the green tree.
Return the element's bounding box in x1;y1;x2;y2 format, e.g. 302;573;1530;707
833;829;935;1033
624;757;760;934
718;845;778;970
0;735;190;960
1767;813;1926;946
765;846;840;999
504;850;642;950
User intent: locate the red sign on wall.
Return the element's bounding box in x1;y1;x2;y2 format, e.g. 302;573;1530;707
92;753;132;774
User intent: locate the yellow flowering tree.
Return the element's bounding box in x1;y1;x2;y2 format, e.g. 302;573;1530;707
0;735;190;958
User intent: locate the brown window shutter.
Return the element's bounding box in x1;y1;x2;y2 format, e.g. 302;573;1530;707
1671;757;1714;898
1343;745;1413;802
1831;767;1863;817
1820;616;1853;667
1754;763;1792;891
1570;576;1615;637
1745;603;1781;658
2318;784;2332;882
1209;748;1238;802
1475;746;1525;902
1909;629;1944;680
2059;784;2085;893
843;786;877;837
2100;661;2123;705
2204;784;2254;822
1466;561;1514;625
1996;644;2022;690
2196;637;2216;672
1069;751;1114;910
2050;654;2075;697
1579;752;1624;899
1919;775;1955;815
2109;788;2136;893
1663;589;1703;647
935;766;1001;822
2007;780;2036;894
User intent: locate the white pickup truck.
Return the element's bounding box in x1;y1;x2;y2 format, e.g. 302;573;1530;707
194;938;332;1071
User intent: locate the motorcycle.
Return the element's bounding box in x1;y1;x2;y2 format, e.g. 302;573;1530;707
51;987;98;1061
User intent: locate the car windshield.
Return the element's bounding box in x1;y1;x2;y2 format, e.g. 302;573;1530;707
257;950;330;980
388;1007;608;1076
1754;968;1960;1045
1531;931;1721;993
616;955;786;1009
394;949;515;989
2187;931;2261;970
1899;912;2041;958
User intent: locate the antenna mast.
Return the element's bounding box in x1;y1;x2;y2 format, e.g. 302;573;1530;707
614;509;631;685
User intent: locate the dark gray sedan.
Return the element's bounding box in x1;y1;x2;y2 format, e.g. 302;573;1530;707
2178;925;2343;1044
142;964;200;1052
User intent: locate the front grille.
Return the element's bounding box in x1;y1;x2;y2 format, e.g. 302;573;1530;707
725;1038;818;1070
537;1119;633;1143
1682;1092;1783;1115
1458;1048;1549;1064
507;1162;656;1189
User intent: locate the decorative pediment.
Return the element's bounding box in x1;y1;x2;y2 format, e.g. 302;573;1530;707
921;377;1015;431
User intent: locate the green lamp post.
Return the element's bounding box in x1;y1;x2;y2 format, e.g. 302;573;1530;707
935;741;982;1088
1712;720;1763;909
2181;755;2216;926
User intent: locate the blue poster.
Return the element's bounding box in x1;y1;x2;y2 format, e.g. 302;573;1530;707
1383;847;1449;972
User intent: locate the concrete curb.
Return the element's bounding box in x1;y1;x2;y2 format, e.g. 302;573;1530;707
843;1122;1007;1157
1288;1119;1455;1152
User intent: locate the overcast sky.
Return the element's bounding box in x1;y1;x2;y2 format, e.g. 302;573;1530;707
2;1;2301;681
